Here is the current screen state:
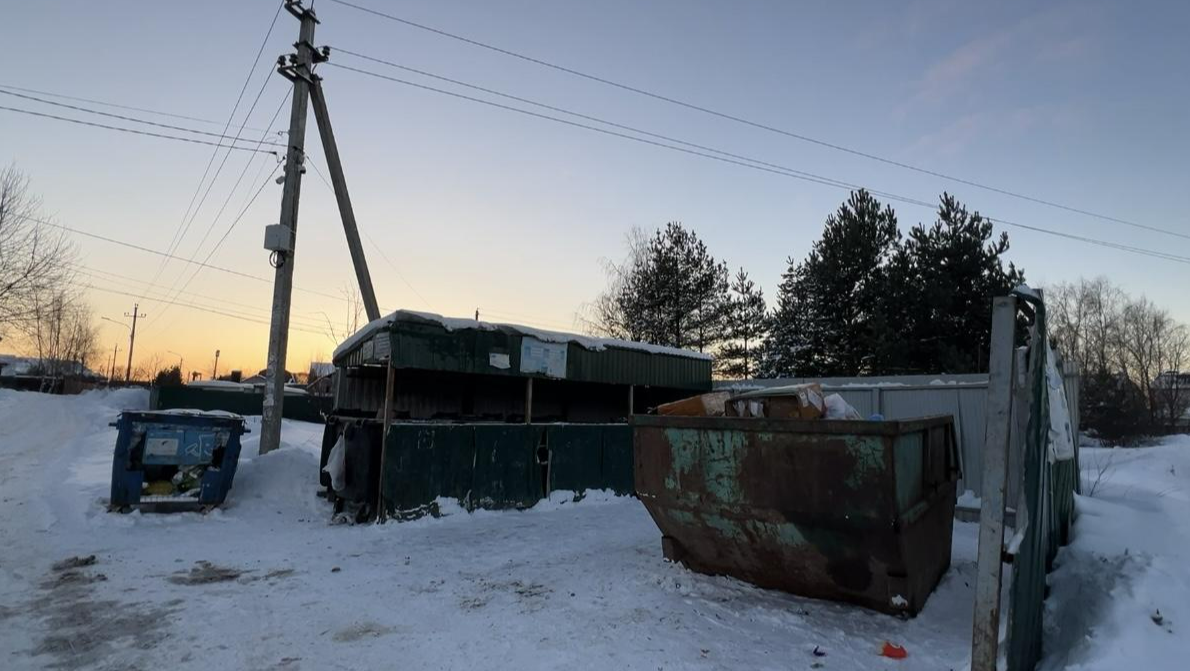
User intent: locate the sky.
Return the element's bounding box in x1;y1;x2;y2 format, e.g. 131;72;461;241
1;0;1187;378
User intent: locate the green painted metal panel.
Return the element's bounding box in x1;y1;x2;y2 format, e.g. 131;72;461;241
893;432;924;514
153;386;330;422
471;425;540;509
547;425;602;494
600;424;635;495
368;319;711;391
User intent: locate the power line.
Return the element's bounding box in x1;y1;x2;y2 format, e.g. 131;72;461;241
327;62;1190;267
305;157;434;309
149;159;283;329
72;265;333;332
146;1;286;304
332;49;859;190
19;214;349;301
0;89;285;146
148;91;289;323
0;82;271;133
79;280;327;336
0;105;279;155
325;0;1189;243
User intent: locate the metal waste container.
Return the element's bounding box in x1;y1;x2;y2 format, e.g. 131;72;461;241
110;410;249;511
633;415;958;615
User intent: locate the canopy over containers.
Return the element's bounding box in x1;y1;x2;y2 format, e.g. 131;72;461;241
326;310;712;519
633;414;959;615
109;410;248;512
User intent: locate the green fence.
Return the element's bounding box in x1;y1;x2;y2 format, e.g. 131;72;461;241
152;386;331;423
1005;290;1079;671
382;422;633;518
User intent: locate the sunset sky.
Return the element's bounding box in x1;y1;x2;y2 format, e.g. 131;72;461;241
2;0;1187;378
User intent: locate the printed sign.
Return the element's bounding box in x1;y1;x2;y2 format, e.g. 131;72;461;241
519;337;567;378
489;352;511;370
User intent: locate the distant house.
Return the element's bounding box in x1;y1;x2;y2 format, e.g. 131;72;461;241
307;362;335;396
1154;370;1190;389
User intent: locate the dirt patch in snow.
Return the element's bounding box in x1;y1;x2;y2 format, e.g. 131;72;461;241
167;560;244;585
331;621;397;642
27;554;181;670
458;578;554;612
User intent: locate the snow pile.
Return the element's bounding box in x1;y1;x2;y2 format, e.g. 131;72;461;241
333;309;713;361
1040;439;1190;670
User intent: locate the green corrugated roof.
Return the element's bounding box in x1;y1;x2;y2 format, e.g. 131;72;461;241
333;310;711;391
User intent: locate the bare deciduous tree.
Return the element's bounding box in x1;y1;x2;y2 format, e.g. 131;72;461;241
319;285;365;346
18;288;101;388
0;165;76;338
579;227;649;340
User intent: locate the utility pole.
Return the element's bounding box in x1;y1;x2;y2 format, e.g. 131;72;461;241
123;303;145;382
213;349;221;380
261;0;319;455
309;75;380;322
109;343;119;385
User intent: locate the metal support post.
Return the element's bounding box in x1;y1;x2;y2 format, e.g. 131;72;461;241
971;296;1018;671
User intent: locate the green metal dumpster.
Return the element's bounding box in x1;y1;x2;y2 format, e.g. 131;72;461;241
632;415;958;615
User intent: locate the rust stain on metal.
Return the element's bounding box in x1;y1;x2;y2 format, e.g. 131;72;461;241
633;415;958;615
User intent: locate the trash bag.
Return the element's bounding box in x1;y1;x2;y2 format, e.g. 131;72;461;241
322;434;347;492
823;393;862;420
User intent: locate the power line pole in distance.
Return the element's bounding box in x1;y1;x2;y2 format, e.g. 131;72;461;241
124;303;145;382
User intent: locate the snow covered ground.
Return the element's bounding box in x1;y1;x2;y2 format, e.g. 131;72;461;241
1040;441;1190;670
0;389;1185;670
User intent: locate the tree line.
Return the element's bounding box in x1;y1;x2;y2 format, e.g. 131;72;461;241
0;165;101;384
586;189;1023;379
1049;277;1189;442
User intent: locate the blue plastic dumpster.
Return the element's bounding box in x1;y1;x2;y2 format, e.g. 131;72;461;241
109;410;249;512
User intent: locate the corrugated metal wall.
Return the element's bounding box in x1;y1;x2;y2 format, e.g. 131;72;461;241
719;375;992;498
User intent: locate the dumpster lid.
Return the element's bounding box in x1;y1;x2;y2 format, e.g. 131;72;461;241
123;409;246;421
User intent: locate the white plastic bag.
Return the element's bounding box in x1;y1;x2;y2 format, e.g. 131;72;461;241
322;435;347;492
823;393;862;420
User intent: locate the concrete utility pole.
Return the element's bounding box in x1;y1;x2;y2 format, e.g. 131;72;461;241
261;0;319;455
213;349;221;380
309;75;380;322
123;303;145;382
261;1;384;454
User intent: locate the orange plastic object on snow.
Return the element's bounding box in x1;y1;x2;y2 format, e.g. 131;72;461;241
880;641;908;659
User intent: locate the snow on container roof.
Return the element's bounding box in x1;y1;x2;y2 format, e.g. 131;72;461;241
333;310;713;362
332;310;712;391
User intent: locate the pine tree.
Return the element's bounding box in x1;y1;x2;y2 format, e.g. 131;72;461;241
602;222;730;351
718;268;768;378
760;257;817;377
895;193;1025;372
764;190;900;377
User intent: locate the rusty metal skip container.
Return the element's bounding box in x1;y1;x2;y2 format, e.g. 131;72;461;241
632;415;959;615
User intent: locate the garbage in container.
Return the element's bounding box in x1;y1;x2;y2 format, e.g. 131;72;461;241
109;410;249;512
725;383;826;419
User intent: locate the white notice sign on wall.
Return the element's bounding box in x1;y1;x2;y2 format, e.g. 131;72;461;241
519;337;567;378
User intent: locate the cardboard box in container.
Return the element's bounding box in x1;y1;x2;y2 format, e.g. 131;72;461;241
725;383;825;419
656;392;732;417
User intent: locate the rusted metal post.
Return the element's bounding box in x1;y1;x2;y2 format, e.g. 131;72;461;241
376;361;395;522
524;377;534;424
971;296;1017;671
